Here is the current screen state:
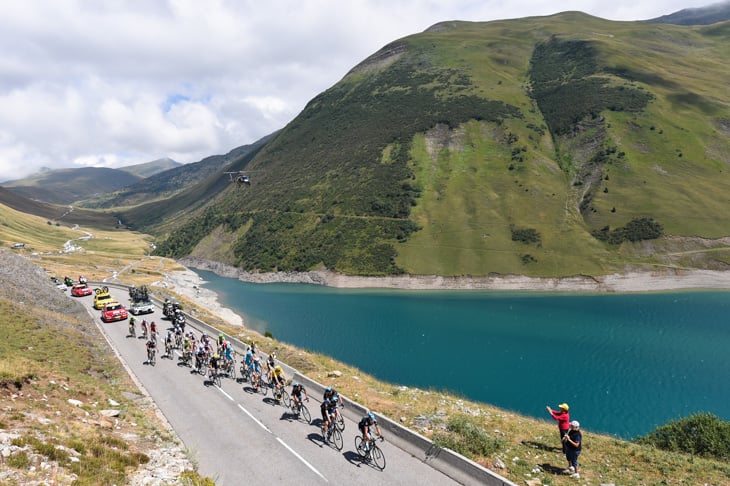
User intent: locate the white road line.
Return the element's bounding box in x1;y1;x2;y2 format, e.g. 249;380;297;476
237;403;271;432
277;437;328;483
216;386;234;401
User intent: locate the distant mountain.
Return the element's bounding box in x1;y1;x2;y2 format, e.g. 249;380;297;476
82;134;275;210
142;12;730;277
648;1;730;25
0;187;120;229
118;158;181;178
2;167;142;205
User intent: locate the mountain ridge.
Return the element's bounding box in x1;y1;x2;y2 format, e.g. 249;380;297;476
145;11;730;277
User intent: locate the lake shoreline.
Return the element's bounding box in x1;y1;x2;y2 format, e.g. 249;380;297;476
178;257;730;292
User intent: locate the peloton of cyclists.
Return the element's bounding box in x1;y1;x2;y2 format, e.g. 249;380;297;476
358;411;383;451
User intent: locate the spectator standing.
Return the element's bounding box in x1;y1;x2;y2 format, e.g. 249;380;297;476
546;403;571;451
562;420;582;478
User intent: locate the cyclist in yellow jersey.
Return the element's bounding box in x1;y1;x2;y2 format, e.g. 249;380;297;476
272;364;286;400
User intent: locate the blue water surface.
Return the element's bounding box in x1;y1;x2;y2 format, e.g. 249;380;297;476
196;269;730;438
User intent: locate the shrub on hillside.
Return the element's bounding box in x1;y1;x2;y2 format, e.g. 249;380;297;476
635;413;730;461
511;227;541;245
433;414;503;458
591;217;663;244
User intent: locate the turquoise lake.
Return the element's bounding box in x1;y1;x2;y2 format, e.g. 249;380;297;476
195;269;730;438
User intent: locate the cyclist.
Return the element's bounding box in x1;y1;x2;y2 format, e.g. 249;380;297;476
222;341;235;375
265;352;277;381
164;329;174;357
320;398;337;441
141;319;148;338
324;386;344;423
251;355;263;389
195;337;207;371
271;364;287;400
128;316;136;336
358;411;383;452
209;353;221;379
291;381;308;410
149;321;158;339
145;336;157;362
217;333;225;353
182;333;193;364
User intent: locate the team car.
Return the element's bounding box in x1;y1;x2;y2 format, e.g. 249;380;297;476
93;287;114;309
101;301;128;322
71;283;93;297
130;299;154;315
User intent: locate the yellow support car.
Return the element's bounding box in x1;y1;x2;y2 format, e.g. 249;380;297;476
93;286;114;310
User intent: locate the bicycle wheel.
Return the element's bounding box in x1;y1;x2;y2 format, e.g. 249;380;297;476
300;404;311;424
354;436;367;457
229;362;236;380
331;427;343;450
260;378;269;396
371;444;386;470
280;390;290;406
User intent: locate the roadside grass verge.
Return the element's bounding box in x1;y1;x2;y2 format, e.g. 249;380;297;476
0;259;212;485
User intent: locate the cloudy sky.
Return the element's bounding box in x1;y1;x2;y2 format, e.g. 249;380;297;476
0;0;716;182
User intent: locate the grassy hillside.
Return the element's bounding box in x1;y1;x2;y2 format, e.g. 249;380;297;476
0;187;121;231
150;12;730;277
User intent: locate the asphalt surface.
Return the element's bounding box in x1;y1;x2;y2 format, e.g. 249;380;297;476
74;291;460;486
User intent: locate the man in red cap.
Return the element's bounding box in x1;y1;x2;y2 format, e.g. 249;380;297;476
546;403;571;452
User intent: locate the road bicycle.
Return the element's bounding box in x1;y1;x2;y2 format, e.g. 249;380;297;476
239;362;251;383
321;420;343;450
288;397;311;423
180;349;193;367
147;347;156;366
355;435;385;470
164;339;173;359
253;373;268;395
274;388;290;407
220;359;236;379
208;367;222;388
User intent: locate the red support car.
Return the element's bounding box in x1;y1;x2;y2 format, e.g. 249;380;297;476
70;283;93;297
101;301;129;322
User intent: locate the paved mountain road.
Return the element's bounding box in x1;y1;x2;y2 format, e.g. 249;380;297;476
76;293;461;485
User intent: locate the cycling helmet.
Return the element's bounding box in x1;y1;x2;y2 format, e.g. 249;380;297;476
325;386;332;392
293;381;299;387
213;353;219;359
368;412;375;420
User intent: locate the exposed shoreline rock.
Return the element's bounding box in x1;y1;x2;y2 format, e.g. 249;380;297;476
178;257;730;293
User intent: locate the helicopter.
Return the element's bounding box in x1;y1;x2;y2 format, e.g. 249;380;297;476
225;171;251;186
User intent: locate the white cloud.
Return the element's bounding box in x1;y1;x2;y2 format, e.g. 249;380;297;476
0;0;718;182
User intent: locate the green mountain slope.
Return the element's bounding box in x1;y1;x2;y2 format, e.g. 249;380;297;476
151;12;730;277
